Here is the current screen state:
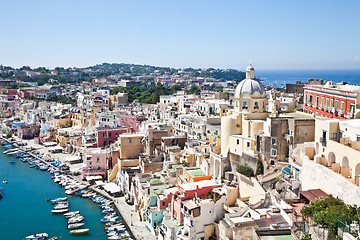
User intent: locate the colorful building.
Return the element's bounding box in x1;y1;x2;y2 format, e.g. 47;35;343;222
96;127;129;148
304;82;360;119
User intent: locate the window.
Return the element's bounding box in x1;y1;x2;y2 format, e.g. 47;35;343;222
162;202;165;206
305;94;307;103
108;132;111;138
103;132;107;138
97;166;101;170
330;99;333;108
254;102;259;109
242;101;248;110
335;100;339;109
322;97;324;108
270;148;277;157
128;139;132;144
272;138;277;145
326;98;329;109
331;133;337;139
357;135;360;142
96;157;100;163
350;103;355;115
316;96;319;106
309;95;313;103
247;142;250;147
236;139;239;145
103;141;106;146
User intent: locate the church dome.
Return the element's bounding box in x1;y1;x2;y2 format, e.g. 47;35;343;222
234;78;265;98
246;64;254;71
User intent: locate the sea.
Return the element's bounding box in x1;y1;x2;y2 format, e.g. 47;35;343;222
0;148;108;240
255;69;360;87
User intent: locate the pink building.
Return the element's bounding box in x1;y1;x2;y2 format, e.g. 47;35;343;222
95;127;129;148
119;114;146;133
82;148;107;179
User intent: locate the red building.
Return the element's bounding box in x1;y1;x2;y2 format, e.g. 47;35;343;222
304;83;360;119
95;127;129;148
119;114;146;133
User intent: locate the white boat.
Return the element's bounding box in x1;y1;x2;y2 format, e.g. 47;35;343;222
70;228;89;235
25;233;48;239
68;216;84;224
64;211;80;218
53;203;69;209
68;222;85;229
52;208;69;214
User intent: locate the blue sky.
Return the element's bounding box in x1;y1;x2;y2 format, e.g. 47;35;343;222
1;0;360;69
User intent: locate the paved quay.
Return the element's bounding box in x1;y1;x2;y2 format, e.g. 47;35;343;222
5;136;155;240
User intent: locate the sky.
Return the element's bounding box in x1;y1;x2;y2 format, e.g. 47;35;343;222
1;0;360;70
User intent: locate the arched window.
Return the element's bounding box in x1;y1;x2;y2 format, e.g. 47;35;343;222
254;102;259;109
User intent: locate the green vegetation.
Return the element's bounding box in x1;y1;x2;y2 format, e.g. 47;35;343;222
236;164;254;177
29;96;76;105
186;84;201;94
301;196;359;236
111;84;181;104
256;155;264;175
5;132;13;138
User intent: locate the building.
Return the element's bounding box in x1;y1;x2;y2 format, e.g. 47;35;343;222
292;118;360;206
96;127;129;148
17;124;41;139
82;148;107;179
304;81;360;119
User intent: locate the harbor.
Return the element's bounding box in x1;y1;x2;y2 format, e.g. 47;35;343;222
0;136;136;240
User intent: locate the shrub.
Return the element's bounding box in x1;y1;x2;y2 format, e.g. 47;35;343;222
236;164;254;177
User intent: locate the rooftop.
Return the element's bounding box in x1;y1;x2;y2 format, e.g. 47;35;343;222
185;167;206;177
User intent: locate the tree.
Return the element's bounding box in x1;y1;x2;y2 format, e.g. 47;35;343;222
301;196;359;236
187;84;201;94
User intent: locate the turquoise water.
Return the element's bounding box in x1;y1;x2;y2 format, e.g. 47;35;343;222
0;148;107;240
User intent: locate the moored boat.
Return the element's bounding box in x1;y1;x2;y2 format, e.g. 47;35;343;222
68;222;85;229
63;211;80;218
51;208;69;214
68;215;84;224
70;228;89;235
25;233;48;239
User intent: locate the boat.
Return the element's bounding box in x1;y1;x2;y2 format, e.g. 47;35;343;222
63;211;80;218
68;216;84;224
101;216;119;223
0;187;2;199
53;203;69;210
105;220;122;228
70;228;89;235
9;159;15;164
68;223;85;229
51;208;69;214
25;233;48;239
48;197;67;203
105;223;124;230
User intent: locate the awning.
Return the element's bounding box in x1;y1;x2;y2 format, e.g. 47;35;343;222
103;182;121;194
300;189;329;202
85;175;103;181
48;146;63;152
43;142;57;147
95;180;105;186
66;156;81;163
